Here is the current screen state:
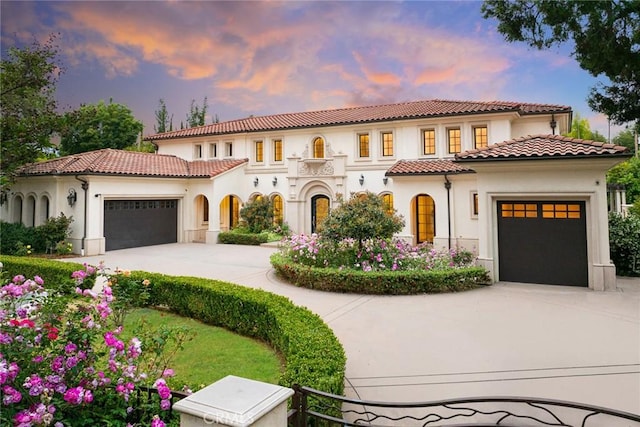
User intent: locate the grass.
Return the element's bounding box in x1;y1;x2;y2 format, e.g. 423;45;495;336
122;308;283;391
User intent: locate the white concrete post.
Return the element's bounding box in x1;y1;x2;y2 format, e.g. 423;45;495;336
173;376;294;427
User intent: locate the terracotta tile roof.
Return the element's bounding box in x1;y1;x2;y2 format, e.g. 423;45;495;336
386;159;475;176
147;99;571;141
455;134;630;161
17;149;248;178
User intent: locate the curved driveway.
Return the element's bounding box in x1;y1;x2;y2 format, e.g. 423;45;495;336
67;243;640;415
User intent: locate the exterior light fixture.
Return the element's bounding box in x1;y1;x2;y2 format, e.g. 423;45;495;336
253;177;259;187
359;174;365;186
383;176;389;185
67;188;77;207
272;176;278;187
550;114;557;135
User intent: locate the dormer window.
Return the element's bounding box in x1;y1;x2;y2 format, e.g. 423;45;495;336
313;137;324;158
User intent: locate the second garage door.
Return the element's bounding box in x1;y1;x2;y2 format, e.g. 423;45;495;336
497;201;588;286
104;200;178;251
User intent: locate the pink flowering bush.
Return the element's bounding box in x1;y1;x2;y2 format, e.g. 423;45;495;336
0;268;181;426
279;234;475;272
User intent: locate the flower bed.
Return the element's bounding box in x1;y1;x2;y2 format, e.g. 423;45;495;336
0;256;346;400
271;235;491;294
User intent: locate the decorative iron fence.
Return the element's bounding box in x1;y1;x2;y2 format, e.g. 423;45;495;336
288;385;640;426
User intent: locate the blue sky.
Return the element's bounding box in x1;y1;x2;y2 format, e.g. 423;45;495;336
0;1;623;137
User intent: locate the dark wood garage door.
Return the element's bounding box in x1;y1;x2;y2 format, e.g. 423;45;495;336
497;201;587;286
104;200;178;251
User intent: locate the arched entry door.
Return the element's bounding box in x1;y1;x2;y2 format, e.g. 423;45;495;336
412;194;435;244
311;195;329;234
220;195;240;231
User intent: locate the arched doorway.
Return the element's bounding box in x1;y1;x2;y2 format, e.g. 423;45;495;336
311;195;330;234
412;194;435;244
271;194;283;226
220;195;240;231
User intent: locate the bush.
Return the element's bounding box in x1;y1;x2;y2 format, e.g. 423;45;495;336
0;257;347;396
0;255;86;294
609;212;640;276
240;197;273;233
0;221;38;254
218;230;269;245
271;252;490;294
0;213;73;255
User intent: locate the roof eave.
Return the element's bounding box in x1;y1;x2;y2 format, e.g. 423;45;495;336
454;153;632;163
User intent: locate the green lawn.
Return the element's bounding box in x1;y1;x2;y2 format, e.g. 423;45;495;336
123;308;283;391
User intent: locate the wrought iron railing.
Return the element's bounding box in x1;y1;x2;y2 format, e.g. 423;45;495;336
288;384;640;426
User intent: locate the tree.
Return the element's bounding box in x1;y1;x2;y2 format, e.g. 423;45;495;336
320;192;404;248
240;197;273;233
481;1;640;124
60;100;143;155
563;113;607;142
607;157;640;204
185;97;208;128
154;99;173;133
612;126;639;154
0;34;62;192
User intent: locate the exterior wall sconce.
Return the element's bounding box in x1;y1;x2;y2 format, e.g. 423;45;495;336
67;188;77;207
253;177;259;187
383;176;389;185
272;176;278;187
359;174;365;186
550;113;557;135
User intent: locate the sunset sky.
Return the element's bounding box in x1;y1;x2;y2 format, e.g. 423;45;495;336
0;1;624;138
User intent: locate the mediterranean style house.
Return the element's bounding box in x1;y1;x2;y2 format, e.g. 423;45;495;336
1;99;630;290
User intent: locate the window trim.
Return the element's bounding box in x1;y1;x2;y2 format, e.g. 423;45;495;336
254;139;264;163
473;125;488;149
471;192;479;218
209;142;218;159
272;138;283;163
380;131;394;158
224;141;233;158
447;127;461;154
422;128;436;156
194;143;203;159
312;136;325;159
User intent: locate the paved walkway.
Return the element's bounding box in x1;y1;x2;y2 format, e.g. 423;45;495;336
66;243;640;415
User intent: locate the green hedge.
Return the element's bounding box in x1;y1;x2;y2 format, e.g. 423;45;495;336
0;255;87;294
271;253;491;294
609;213;640;276
218;231;269;245
0;256;346;395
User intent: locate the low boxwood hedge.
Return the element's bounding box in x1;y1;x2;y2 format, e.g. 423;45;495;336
270;253;491;294
0;256;346;395
0;255;87;294
218;231;269;245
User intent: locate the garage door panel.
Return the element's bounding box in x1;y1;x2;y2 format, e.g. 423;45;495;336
104;200;177;251
498;201;587;286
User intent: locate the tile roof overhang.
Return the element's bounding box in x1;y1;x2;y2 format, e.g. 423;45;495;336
146;99;571;141
17;149;248;178
454;135;630;162
386;159;475;176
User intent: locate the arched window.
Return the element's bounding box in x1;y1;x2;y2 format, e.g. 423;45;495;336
220;195;240;231
313;137;324;159
271;194;283;226
412;194;435;244
39;195;50;225
12;195;23;224
381;193;394;216
26;195;36;227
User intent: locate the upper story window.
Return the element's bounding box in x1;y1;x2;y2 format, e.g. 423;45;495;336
255;140;264;163
313;137;325;158
209;143;217;158
473;126;488;149
273;139;283;162
225;142;233;157
447;128;461;154
194;144;203;159
422;129;436;155
381;131;394;157
358;133;370;158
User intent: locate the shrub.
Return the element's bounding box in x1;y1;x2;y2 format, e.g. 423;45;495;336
0;221;37;255
609;212;640;276
271;252;490;294
218;230;269;245
321;192;404;248
0;213;73;255
0;257;347;396
240;197;273;233
34;213;73;251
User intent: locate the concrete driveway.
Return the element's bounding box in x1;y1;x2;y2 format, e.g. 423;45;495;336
66;243;640;415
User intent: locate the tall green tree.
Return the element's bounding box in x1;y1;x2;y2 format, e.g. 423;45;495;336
482;0;640;124
186;96;208;128
321;192;404;249
0;35;62;192
154;98;173;133
60;100;143;155
612;126;639;154
564;113;607;142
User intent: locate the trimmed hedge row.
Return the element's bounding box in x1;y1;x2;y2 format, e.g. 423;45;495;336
0;256;346;395
218;231;269;245
270;253;491;294
0;255;87;294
